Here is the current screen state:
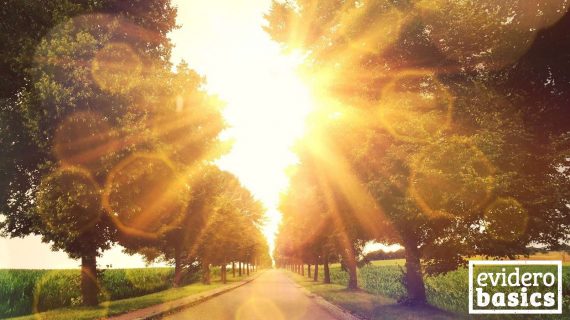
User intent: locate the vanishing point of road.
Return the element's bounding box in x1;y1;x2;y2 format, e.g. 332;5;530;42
162;269;342;319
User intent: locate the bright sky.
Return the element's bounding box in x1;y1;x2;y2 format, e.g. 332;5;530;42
168;0;313;256
0;0;312;269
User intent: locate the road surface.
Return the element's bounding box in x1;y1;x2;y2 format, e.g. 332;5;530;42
162;269;340;319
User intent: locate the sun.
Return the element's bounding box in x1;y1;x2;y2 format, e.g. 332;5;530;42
169;0;315;258
216;51;314;255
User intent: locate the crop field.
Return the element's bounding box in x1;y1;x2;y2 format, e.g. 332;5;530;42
0;267;188;318
327;258;570;316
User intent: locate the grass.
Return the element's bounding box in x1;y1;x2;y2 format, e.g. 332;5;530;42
370;259;405;266
7;272;252;320
470;251;570;266
0;268;185;318
289;272;456;320
291;258;570;319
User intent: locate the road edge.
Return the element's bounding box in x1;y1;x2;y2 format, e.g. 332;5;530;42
290;275;365;320
105;271;264;320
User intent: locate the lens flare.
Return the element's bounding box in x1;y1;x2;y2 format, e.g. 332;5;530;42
484;197;529;242
91;42;142;93
102;153;189;240
32;270;109;318
377;70;454;143
415;0;569;69
54;112;118;172
236;297;285;320
37;167;101;235
409;137;496;218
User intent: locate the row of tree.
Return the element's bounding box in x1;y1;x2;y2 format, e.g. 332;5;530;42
0;0;270;307
270;0;570;305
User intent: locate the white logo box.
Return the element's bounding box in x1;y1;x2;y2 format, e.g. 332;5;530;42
468;260;563;314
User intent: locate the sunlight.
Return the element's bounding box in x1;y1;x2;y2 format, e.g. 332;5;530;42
169;0;314;256
216;51;313;254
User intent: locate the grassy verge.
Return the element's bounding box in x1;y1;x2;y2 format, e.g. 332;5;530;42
292;258;570;319
1;268;183;317
288;271;457;320
8;273;252;320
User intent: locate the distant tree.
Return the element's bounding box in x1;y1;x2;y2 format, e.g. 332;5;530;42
277;143;385;289
106;64;226;287
129;166;268;285
192;170;266;283
365;248;405;261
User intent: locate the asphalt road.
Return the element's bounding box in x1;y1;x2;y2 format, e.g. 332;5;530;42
162;269;340;320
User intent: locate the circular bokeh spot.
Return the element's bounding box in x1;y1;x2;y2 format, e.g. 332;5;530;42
37;167;101;236
236;297;286;320
484;197;528;242
378;70;454;143
338;5;406;57
54;112;118;173
33;14;157;95
92;42;142;94
102;153;189;240
409;137;495;218
32;270;109;319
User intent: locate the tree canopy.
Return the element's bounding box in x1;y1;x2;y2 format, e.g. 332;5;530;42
268;0;570;305
0;0;270;306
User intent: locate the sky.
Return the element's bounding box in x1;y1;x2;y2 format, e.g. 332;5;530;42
0;0;310;269
168;0;313;258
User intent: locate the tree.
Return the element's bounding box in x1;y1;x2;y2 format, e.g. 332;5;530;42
128;166;268;285
191;169;266;284
277;141;385;289
0;0;184;306
36;167;114;305
104;65;226;287
266;0;570;305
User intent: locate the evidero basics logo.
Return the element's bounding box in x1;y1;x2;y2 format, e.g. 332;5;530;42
469;260;563;314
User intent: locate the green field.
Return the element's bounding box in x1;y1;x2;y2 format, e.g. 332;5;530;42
322;260;570;317
0;267;197;318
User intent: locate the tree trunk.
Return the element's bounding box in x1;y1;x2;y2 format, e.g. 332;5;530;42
404;241;427;305
301;263;305;276
313;260;319;282
323;256;330;284
201;262;211;284
346;251;358;290
173;245;183;287
221;264;227;283
232;262;236;278
239;262;242;276
246;263;250;276
307;264;311;278
81;254;99;306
